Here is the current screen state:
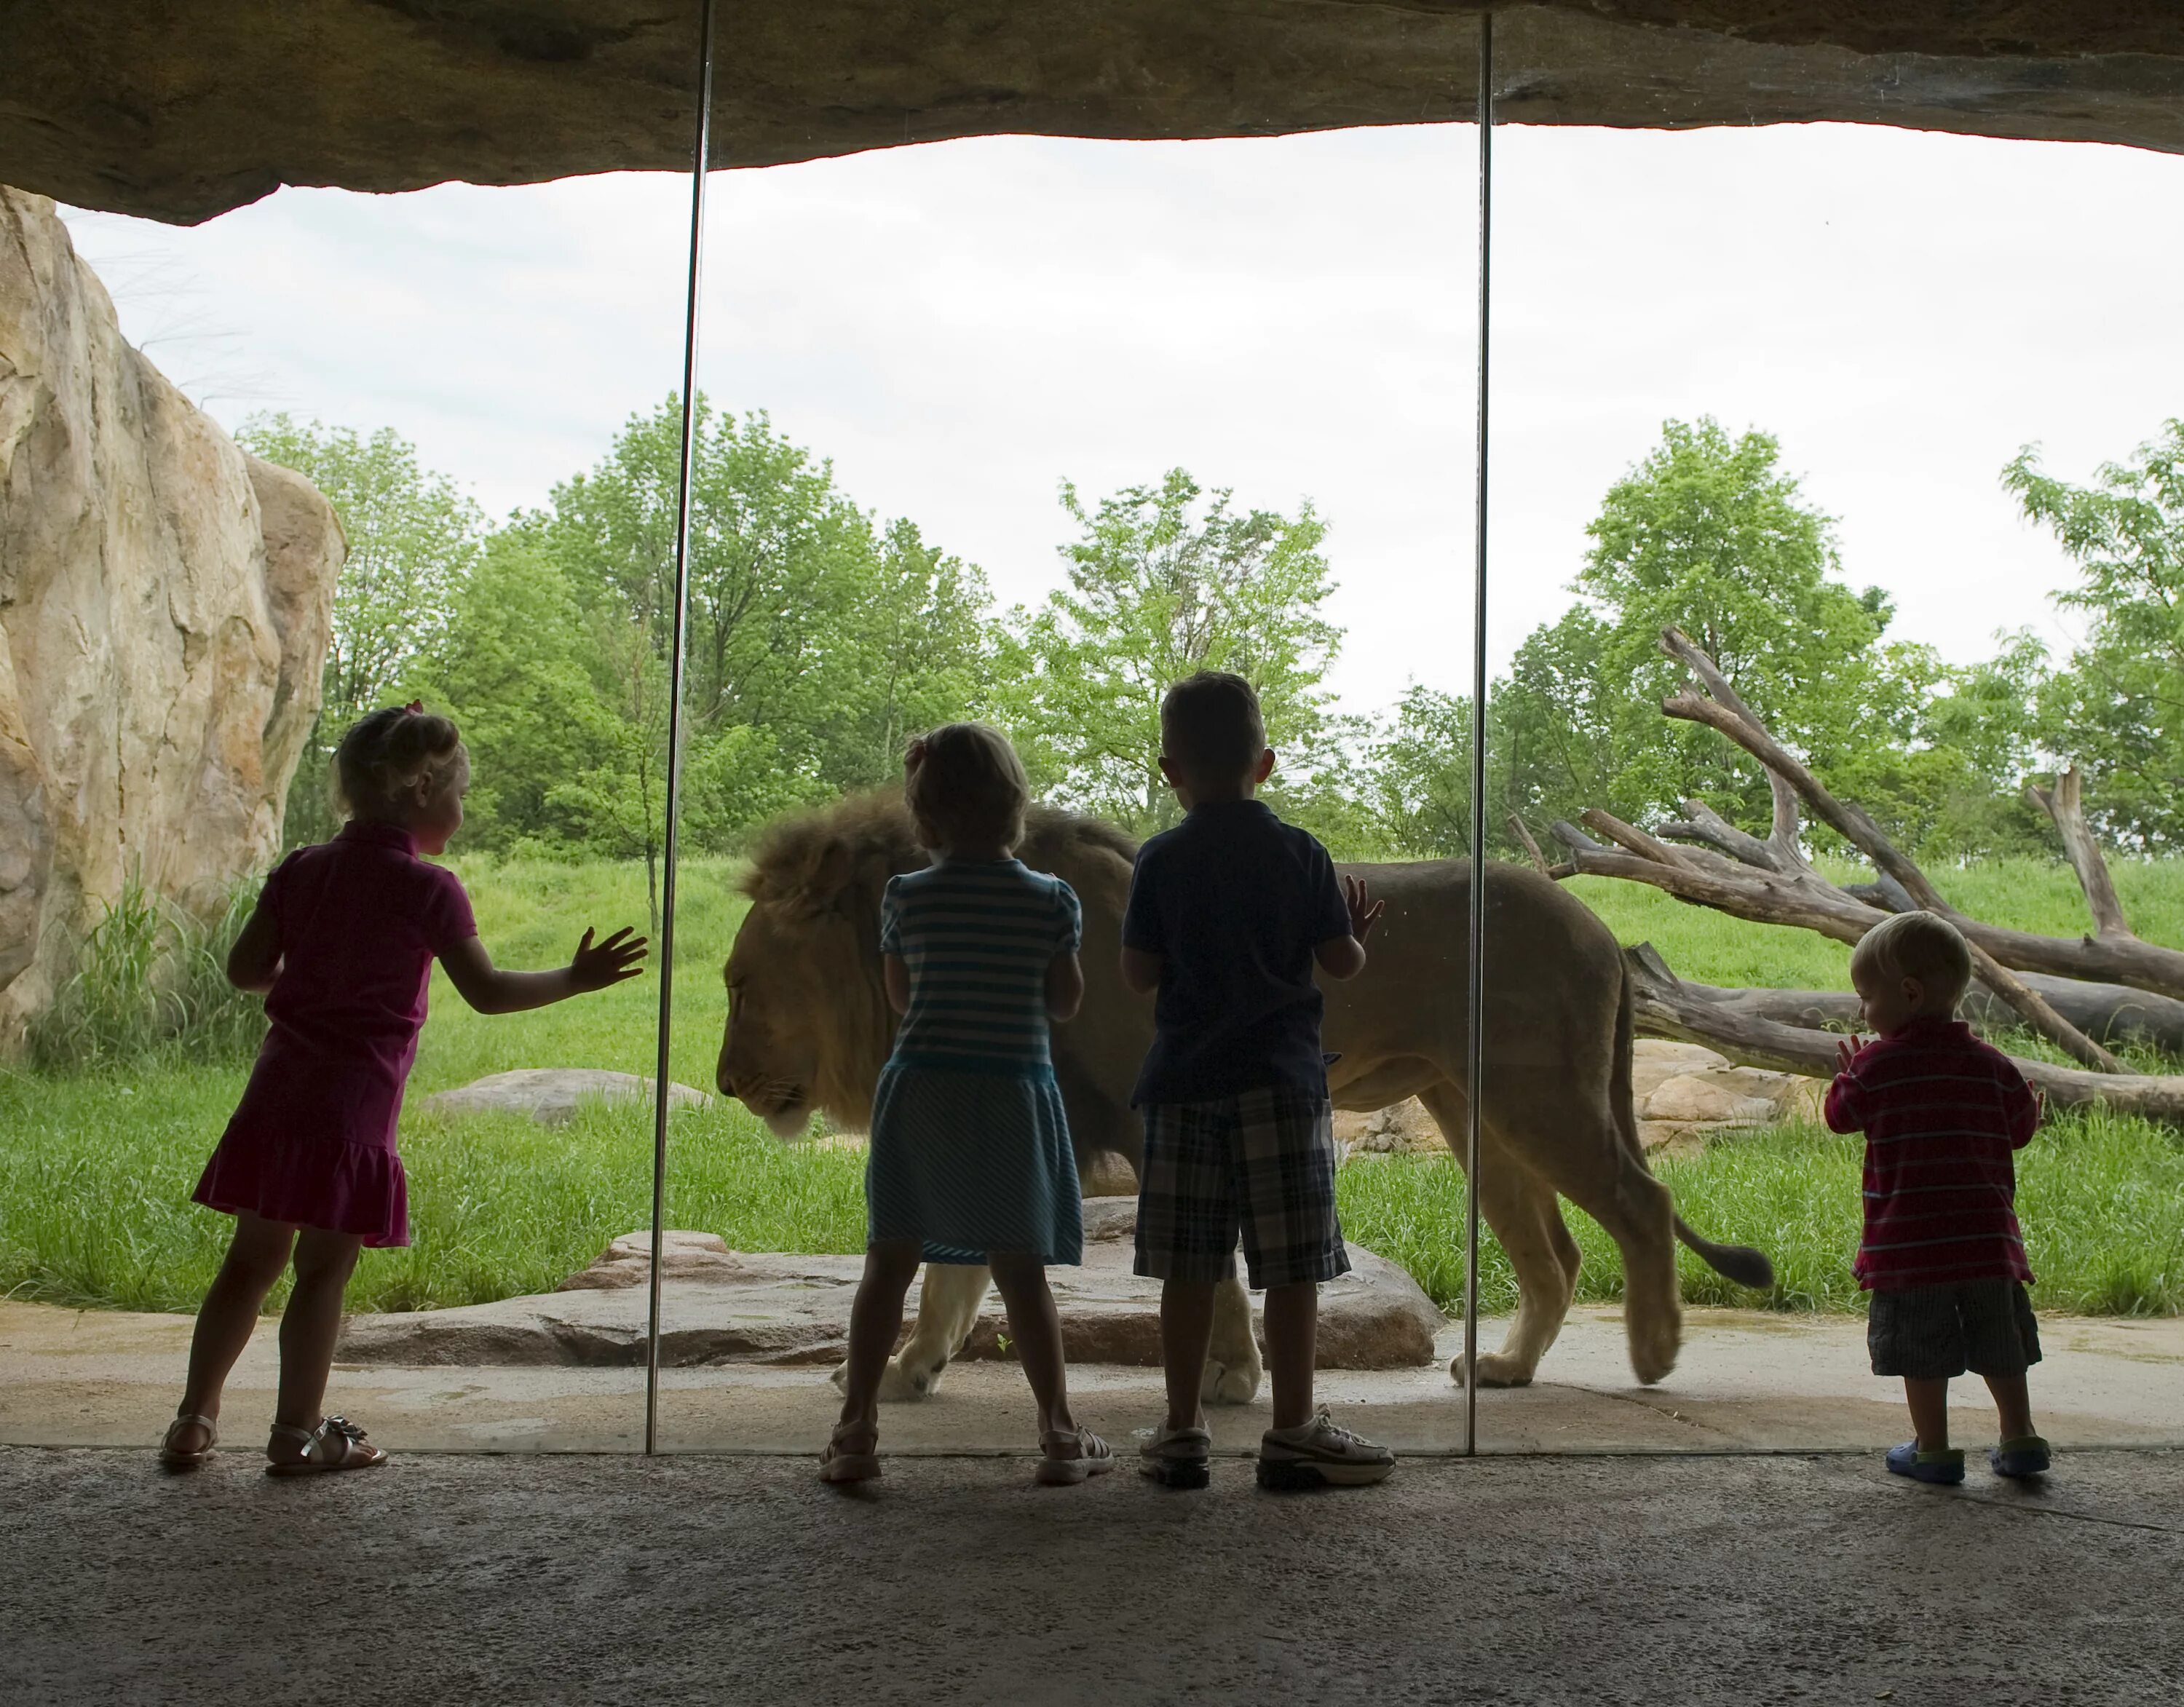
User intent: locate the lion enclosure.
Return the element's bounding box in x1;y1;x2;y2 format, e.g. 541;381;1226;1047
7;17;2184;1458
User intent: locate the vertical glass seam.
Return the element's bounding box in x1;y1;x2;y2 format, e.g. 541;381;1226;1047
1463;7;1494;1457
645;0;720;1457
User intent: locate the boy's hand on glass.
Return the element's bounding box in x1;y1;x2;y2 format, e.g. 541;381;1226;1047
570;925;649;991
1835;1034;1867;1074
1343;874;1385;943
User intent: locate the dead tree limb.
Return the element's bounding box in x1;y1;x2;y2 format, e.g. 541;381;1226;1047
1663;970;2184;1056
1507;815;1554;878
1650;627;2184;1006
1546;628;2120;1069
2027;767;2130;940
1624;946;2184;1120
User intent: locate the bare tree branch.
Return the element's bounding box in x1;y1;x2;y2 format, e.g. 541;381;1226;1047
1578;807;1701;871
1625;946;2184;1120
1507;815;1552;877
2027;767;2131;940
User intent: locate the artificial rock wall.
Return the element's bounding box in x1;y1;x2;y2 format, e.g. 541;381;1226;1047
0;187;342;1039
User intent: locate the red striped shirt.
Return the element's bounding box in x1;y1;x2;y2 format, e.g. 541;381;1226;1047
1824;1018;2038;1291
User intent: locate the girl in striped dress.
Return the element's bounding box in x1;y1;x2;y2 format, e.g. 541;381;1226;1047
821;723;1113;1486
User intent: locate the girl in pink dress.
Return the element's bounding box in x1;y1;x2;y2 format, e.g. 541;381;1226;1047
160;704;646;1474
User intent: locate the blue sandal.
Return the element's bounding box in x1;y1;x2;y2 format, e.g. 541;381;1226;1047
1886;1442;1965;1485
1990;1436;2052;1478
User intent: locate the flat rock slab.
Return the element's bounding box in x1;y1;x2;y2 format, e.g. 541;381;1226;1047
336;1197;1441;1370
416;1069;712;1127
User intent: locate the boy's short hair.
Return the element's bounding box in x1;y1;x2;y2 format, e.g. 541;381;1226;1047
1160;670;1267;780
1851;909;1974;1007
904;722;1029;852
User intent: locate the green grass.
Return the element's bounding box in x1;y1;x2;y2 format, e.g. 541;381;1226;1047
5;850;2183;1320
1336;1107;2184;1318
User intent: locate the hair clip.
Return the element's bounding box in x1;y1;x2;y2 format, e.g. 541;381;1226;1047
402;700;424;716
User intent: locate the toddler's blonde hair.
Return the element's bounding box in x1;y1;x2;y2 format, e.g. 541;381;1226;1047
1851;909;1974;1009
333;703;467;820
904;723;1029;852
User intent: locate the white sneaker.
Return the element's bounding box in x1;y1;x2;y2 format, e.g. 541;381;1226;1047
1257;1408;1396;1489
1139;1422;1213;1489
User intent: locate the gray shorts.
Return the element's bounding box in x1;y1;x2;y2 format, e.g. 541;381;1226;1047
1867;1280;2042;1380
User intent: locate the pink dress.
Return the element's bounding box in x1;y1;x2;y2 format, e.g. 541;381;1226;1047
191;820;477;1246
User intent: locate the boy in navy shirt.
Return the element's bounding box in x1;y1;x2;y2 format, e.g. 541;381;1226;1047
1120;670;1396;1490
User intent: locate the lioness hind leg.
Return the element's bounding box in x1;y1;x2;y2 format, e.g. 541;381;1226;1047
1201;1271;1263;1405
1420;1085;1579;1389
831;1261;992;1402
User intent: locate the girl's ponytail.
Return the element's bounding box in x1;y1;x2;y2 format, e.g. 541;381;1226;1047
333;703;466;818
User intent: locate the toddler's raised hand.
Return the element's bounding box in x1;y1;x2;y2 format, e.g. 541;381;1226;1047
1835;1034;1866;1075
1343;874;1386;943
570;926;649;992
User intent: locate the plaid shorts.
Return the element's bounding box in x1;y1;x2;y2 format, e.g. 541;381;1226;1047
1868;1280;2043;1380
1133;1086;1350;1290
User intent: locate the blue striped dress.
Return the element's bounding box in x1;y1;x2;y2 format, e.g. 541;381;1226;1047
868;858;1084;1266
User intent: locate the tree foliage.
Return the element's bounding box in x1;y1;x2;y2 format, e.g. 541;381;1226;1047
996;469;1341;833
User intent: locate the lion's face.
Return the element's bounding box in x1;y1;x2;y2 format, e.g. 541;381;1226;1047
716;838;896;1138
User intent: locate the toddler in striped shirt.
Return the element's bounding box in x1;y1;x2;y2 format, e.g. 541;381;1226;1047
1825;909;2049;1486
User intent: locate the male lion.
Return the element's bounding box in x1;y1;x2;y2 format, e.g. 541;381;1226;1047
716;793;1773;1404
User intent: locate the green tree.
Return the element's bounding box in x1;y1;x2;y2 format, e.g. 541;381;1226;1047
238;414;486;844
410;533;617;851
998;470;1342;833
1573;417;1893;825
2008;421;2184;849
537;398;1001;852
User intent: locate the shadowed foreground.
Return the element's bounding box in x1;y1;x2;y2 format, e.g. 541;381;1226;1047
4;1448;2179;1705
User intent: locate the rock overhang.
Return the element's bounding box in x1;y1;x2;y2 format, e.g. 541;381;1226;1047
4;2;2184;227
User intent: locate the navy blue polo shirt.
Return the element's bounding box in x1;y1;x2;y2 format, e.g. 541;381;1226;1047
1121;799;1353;1106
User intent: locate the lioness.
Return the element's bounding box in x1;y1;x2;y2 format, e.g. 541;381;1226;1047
717;793;1773;1403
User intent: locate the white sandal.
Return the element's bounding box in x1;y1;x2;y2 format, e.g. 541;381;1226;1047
159;1413;218;1469
1035;1426;1115;1486
266;1416;387;1476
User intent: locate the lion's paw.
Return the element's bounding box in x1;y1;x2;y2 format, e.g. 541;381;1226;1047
829;1355;947;1402
1451;1352;1534;1390
1200;1358;1261;1406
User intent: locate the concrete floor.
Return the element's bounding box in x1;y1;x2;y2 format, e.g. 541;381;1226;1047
4;1446;2180;1706
7;1299;2180;1457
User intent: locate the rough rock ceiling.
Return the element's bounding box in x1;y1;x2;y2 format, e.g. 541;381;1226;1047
6;2;2183;226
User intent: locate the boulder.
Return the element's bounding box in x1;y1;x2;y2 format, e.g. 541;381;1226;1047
416;1068;713;1128
0;189;341;1044
1334;1101;1449;1158
9;5;2184;226
338;1197;1443;1370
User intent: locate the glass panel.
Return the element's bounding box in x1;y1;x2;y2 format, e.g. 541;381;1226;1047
1479;14;2184;1453
659;114;1484;1456
0;21;704;1457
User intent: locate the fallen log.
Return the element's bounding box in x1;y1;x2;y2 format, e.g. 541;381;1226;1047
1623;945;2184;1122
1665;971;2184;1058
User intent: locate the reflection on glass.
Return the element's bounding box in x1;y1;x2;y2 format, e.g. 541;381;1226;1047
0;24;705;1455
660;114;1483;1455
1480;19;2184;1453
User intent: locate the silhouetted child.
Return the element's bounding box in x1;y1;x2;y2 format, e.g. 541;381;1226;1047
1122;670;1395;1490
821;723;1112;1487
1826;908;2049;1485
162;704;646;1474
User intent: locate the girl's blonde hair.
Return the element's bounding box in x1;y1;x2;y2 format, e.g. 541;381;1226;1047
1851;909;1974;1007
333;703;467;820
904;723;1029;852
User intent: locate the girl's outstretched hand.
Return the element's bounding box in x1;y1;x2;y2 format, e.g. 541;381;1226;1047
570;926;649;992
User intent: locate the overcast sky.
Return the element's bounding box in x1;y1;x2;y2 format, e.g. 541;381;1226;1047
61;120;2184;720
